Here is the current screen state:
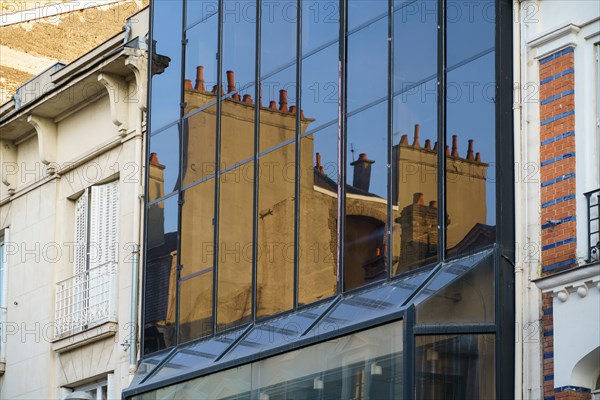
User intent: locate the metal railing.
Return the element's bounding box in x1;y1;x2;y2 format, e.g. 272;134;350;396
55;262;117;338
585;188;600;264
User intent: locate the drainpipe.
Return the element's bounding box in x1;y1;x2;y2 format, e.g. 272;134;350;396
513;1;524;399
0;228;8;365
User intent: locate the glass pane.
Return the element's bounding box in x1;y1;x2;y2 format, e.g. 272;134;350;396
179;272;213;343
218;96;255;331
310;268;430;335
348;0;387;32
222;299;335;362
187;0;218;29
298;13;339;304
151;0;183;130
134;320;403;400
345;102;388;291
143;327;249;386
446;0;495;67
415;334;495;399
445;52;496;254
223;0;256;97
149;124;180;201
132;350;173;386
180;180;214;279
182;105;217;187
144;196;179;355
416;251;495;325
302;0;339;55
185;5;218;101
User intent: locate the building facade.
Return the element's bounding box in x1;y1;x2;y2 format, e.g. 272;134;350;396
515;1;600;399
0;9;148;399
125;0;515;399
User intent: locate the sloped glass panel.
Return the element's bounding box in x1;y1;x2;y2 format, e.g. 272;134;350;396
131;350;174;387
415;248;494;325
308;266;435;336
142;326;250;386
221;299;335;362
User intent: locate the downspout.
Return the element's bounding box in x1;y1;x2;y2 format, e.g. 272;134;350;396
129;61;146;378
513;1;524;398
0;228;8;366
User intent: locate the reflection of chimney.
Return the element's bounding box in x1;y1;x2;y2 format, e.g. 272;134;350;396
413;192;424;205
412;124;421;147
351;153;375;192
279;89;288;112
269;100;277;110
316;152;324;173
475;152;481;163
424;139;431;150
148;153;166;247
467;139;475;160
243;94;252;104
226;70;235;93
289;105;297;114
400;134;408;145
195;66;205;91
451;134;459;157
184;79;193;89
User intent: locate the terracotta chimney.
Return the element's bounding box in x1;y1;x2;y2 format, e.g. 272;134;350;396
279;89;288;112
451;135;459;157
412;124;421;147
212;85;218;94
243;94;253;104
351;153;375;192
400;134;408;145
475;152;481;163
226;70;236;93
289;105;297;114
445;145;450;156
413;192;424;205
150;152;160;164
184;79;193;89
429;200;438;208
424;139;431;150
316;152;324;173
433;141;438;151
467;139;475;161
300;109;305;119
269;100;277;110
195;66;205;91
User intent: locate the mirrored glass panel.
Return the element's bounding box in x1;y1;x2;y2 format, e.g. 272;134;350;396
415;334;495;399
345;102;388;291
131;350;173;386
179;272;214;343
144;196;179;355
416;250;495;325
150;0;182;130
182;103;217;188
133;320;403;400
185;3;218;107
148;124;180;201
187;0;218;29
392;0;438;274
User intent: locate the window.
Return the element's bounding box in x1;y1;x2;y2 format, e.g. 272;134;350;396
67;378;109;400
55;181;119;337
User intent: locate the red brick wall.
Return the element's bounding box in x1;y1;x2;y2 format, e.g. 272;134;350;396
538;46;577;400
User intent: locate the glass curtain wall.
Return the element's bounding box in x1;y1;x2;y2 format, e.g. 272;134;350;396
143;0;498;354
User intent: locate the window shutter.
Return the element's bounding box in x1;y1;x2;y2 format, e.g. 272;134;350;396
89;180;120;270
74;188;89;276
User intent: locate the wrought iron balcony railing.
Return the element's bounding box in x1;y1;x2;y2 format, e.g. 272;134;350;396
584;188;600;264
55;262;117;338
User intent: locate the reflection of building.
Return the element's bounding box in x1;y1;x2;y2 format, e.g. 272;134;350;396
128;1;515;399
0;8;148;399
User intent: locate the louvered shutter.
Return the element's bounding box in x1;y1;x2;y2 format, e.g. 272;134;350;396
73;188;89;276
88;180;119;322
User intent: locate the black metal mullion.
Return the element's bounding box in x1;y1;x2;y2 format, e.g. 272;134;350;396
403;306;415;400
437;0;447;263
251;0;262;323
175;0;187;346
293;0;302;309
337;0;348;294
212;0;224;336
386;0;394;281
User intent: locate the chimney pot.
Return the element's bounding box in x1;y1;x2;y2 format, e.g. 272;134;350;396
429;200;437;208
412;124;421;147
350;153;375;192
195;66;205;91
466;139;475;160
475;152;481;163
243;94;253;104
184;79;193;89
433;141;438;151
316;152;321;170
150;152;159;164
451;135;459;157
232;93;241;101
269;100;277;110
413;193;424;205
445;145;450;156
211;85;218;94
279;89;288;112
400;134;408;145
226;70;236;93
424;139;431;150
289;105;297;114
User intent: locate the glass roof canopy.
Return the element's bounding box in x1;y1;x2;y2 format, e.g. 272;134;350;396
126;247;494;398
